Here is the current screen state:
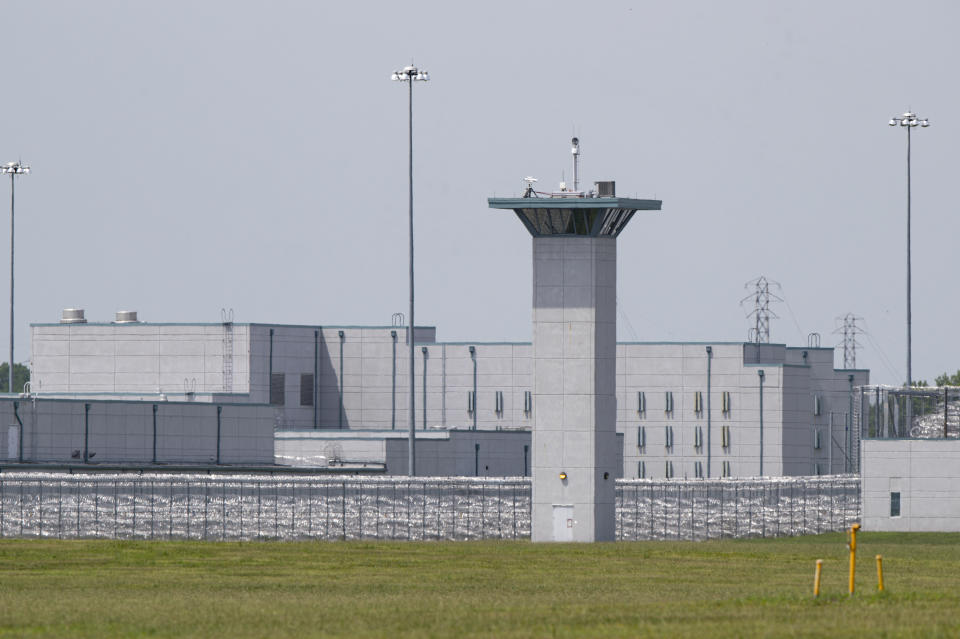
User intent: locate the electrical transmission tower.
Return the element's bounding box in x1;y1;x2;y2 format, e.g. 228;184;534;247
741;276;782;344
834;313;862;369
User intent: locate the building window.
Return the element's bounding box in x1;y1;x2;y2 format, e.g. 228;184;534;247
813;429;822;450
694;391;703;415
694;425;703;451
300;374;314;407
638;461;645;479
467;391;476;415
665;460;673;479
694;461;703;478
722;391;732;416
495;390;504;417
665;391;674;415
722;461;731;477
722;425;731;449
813;394;823;416
664;425;674;451
270;373;285;405
890;492;901;517
637;426;646;450
524;390;532;416
637;391;646;416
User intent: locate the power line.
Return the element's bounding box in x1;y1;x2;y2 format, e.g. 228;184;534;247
861;325;902;383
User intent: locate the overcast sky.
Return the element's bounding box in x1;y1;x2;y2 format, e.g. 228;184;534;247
1;1;957;385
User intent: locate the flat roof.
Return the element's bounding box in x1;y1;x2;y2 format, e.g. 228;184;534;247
488;197;661;210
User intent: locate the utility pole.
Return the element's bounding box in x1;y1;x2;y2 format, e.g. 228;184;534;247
834;313;862;369
741;276;782;344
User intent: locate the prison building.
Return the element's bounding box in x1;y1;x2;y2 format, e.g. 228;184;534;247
27;310;867;477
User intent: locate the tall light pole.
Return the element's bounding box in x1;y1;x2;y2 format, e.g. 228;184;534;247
1;161;29;395
888;112;929;388
392;64;429;476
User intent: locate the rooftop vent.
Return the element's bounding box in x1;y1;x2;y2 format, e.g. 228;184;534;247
60;308;87;324
114;310;139;324
595;181;616;197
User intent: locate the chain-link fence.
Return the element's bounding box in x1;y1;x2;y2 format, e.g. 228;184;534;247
855;385;960;440
0;474;530;541
0;473;860;542
616;475;860;541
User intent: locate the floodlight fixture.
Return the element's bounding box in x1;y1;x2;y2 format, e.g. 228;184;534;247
391;65;430;83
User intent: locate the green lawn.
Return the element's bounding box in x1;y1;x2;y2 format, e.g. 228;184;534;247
0;533;957;638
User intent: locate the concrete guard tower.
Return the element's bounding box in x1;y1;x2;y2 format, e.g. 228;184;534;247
488;142;661;542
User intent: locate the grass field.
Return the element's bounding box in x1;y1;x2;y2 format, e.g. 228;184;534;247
0;533;958;638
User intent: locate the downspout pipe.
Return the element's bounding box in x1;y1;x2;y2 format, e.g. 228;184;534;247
268;328;274;402
13;400;22;463
705;346;712;478
313;329;319;430
83;402;91;464
152;403;158;463
391;331;397;430
848;374;855;471
469;346;477;431
421;346;428;430
757;370;765;476
338;330;345;429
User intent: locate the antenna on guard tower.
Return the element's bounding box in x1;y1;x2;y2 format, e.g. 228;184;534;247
571;137;580;192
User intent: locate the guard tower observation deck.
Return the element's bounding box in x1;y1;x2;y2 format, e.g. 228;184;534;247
487;195;661;237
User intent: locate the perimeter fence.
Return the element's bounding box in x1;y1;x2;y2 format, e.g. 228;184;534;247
0;474;530;541
0;473;859;542
617;475;860;541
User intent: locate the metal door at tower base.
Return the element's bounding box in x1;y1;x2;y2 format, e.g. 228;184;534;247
552;504;574;541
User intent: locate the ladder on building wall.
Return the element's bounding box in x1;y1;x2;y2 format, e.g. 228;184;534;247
221;308;234;393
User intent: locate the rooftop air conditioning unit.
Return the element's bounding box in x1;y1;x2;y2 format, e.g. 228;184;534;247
595;180;616;197
60;308;87;324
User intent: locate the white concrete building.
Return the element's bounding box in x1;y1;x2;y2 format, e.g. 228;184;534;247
28;310;866;477
862;439;960;532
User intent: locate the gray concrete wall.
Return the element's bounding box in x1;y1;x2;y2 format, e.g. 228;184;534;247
619;343;784;479
386;430;533;477
780;364;813;476
862;439;960;532
0;398;274;464
31;323;251;396
530;237;618;542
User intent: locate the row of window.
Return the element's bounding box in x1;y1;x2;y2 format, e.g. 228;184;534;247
466;390;533;417
639;391;734;418
638;425;734;453
641;424;829;456
638;460;735;479
269;373;318;406
639;391;828;417
270;373;537;416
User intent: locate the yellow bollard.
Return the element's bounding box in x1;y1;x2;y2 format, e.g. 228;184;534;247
876;554;884;592
814;559;823;597
848;523;861;596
